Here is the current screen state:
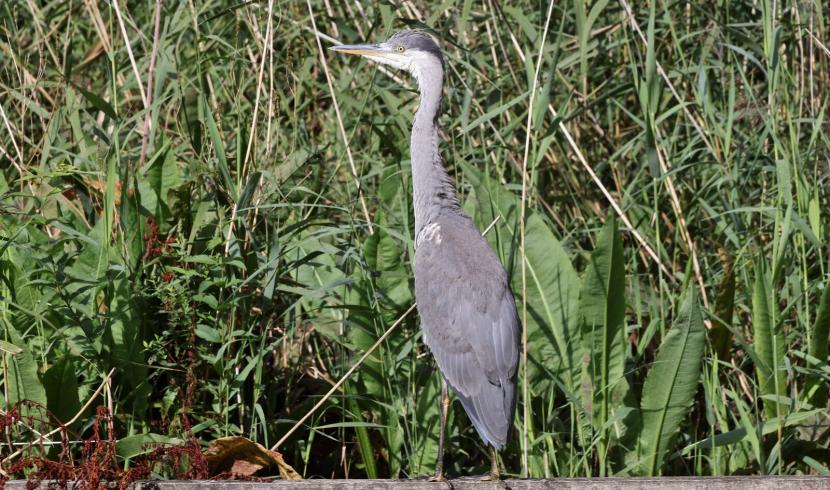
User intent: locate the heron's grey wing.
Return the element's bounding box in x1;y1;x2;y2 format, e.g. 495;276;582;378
414;216;520;448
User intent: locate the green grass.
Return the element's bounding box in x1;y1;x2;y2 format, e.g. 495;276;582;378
1;0;829;479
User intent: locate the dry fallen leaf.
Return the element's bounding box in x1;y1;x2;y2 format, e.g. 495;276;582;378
203;436;300;480
275;450;302;481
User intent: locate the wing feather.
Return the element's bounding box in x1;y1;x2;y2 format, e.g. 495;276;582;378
415;216;521;448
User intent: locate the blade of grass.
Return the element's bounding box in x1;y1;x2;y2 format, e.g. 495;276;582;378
518;0;555;475
305;0;374;235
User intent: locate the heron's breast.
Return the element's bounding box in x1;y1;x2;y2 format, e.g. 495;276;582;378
415;222;443;248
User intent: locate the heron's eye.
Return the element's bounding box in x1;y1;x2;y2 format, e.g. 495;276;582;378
396;45;405;53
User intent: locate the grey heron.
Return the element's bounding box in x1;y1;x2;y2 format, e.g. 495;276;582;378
331;30;520;481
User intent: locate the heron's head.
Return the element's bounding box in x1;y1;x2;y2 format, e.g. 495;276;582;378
330;30;443;83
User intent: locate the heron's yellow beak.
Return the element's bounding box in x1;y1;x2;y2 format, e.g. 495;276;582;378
329;44;385;57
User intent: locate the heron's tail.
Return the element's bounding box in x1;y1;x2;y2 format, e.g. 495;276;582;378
452;375;516;450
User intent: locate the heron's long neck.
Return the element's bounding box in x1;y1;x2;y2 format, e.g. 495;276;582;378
411;68;460;238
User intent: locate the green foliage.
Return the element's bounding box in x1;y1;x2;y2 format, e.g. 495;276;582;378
752;260;788;421
579;215;626;475
42;356;82;427
0;0;828;480
709;255;736;362
806;282;830;407
637;291;706;476
4;323;47;409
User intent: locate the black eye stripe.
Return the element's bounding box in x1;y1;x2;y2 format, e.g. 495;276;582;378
385;31;443;63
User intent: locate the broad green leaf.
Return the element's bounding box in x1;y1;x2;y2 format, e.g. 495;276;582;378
193;293;219;310
637;290;706;475
137;144;177;223
0;340;22;355
43;356;81;425
4;323;47;408
143;146;166;194
104;150;118;253
806;281;830;406
463;164;581;393
6;232;44;312
364;214;411;314
579;214;625;472
808;193;822;239
195;324;222;343
116;433;182;459
160;148;183;209
709;253;736;361
752;260;788;420
64;218;113;320
292;237;349;334
524;213;582;392
104;277;150;414
119;176;145;270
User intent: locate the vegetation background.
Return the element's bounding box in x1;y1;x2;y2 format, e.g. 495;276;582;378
1;0;829;480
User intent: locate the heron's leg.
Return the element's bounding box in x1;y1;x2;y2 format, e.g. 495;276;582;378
488;446;500;480
432;377;450;481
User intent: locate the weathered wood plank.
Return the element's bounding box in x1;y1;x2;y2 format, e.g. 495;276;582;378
4;478;830;490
